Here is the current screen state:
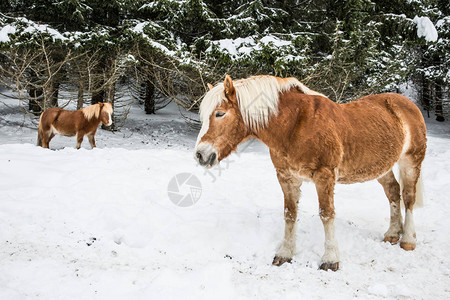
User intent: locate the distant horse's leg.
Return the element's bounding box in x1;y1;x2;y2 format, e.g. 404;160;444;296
272;172;302;266
314;168;339;271
76;133;84;149
398;158;422;251
47;133;55;145
377;170;403;244
41;130;51;148
37;130;43;147
87;133;96;148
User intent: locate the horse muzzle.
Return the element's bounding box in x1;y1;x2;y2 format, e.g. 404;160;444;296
195;143;218;168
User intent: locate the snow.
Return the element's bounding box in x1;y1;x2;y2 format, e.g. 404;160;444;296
436;16;450;28
1;94;450;299
208;35;292;57
413;16;438;42
259;35;291;47
208;37;255;56
0;24;16;43
131;21;177;57
0;17;68;44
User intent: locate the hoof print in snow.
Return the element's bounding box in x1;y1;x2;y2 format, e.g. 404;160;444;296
272;256;292;266
319;262;339;271
86;237;97;247
224;254;232;260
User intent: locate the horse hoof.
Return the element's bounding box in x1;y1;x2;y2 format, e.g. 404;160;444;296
383;236;400;244
319;262;339;271
400;242;416;251
272;256;292;266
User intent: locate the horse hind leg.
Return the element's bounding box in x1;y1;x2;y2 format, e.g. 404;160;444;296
377;170;403;244
39;129;52;149
37;129;43;147
47;132;56;145
398;156;424;251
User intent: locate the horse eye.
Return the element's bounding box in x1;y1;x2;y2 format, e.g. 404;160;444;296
215;111;225;118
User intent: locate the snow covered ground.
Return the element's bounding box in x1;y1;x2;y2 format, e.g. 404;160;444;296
0;96;449;299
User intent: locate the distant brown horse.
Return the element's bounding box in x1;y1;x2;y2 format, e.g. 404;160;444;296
37;102;113;149
195;75;426;271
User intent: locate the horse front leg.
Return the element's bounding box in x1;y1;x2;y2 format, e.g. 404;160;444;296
272;171;302;266
314;167;339;271
76;133;84;149
88;133;96;149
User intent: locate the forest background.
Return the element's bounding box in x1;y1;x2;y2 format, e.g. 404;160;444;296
0;0;448;128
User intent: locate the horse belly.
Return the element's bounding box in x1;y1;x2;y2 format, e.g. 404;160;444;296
337;132;404;184
52;125;76;137
337;164;393;184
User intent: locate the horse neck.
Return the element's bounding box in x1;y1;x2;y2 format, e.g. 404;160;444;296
84;113;102;128
253;91;308;151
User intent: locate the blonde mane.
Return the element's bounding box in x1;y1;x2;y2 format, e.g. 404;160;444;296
82;103;113;120
199;75;326;132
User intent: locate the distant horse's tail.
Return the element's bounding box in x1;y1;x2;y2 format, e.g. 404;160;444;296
399;170;424;208
37;113;43;146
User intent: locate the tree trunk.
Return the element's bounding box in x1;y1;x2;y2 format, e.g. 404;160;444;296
144;78;155;114
28;87;43;115
91;60;106;105
28;71;43;115
435;79;445;122
77;80;84;109
49;80;60;108
102;76;115;131
421;75;431;118
91;85;105;104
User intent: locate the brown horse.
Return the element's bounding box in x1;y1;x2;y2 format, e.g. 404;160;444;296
37;102;113;149
194;75;426;271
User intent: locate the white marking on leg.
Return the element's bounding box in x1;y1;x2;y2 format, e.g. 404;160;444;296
321;218;339;264
385;202;403;238
276;222;296;258
401;209;416;244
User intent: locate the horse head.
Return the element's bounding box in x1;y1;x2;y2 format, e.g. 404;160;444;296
195;75;250;168
99;102;113;127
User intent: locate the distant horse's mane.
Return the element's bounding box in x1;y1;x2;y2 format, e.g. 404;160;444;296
82;103;113;121
200;75;326;131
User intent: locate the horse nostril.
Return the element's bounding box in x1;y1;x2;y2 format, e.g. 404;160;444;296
208;153;217;165
196;151;203;161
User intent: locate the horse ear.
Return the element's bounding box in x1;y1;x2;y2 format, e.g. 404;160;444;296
207;83;214;90
224;75;235;96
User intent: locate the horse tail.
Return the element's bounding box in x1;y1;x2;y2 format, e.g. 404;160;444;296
37;113;43;146
399;169;424;208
